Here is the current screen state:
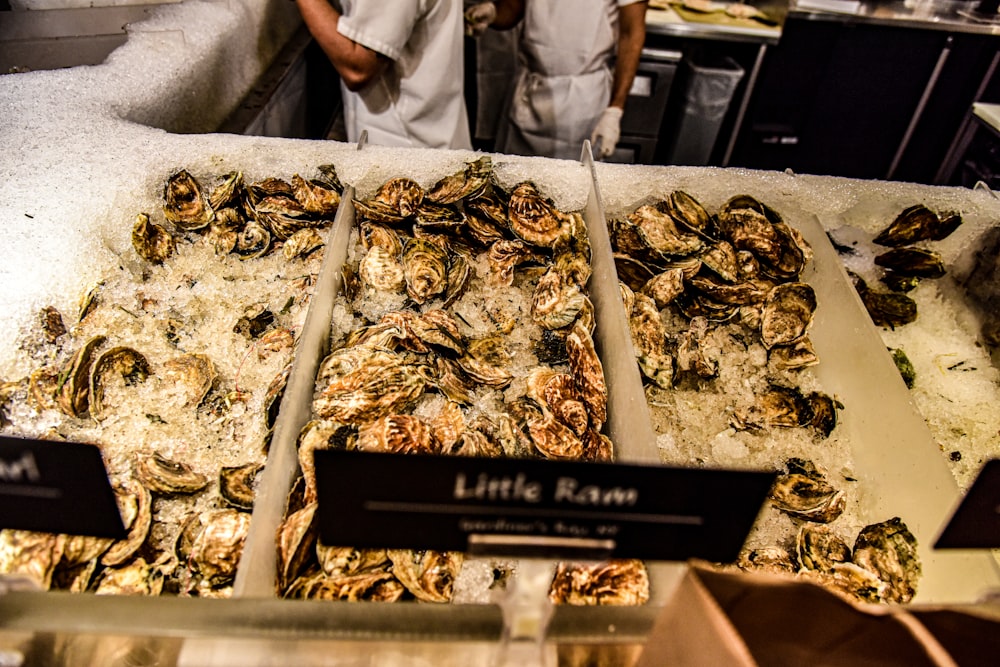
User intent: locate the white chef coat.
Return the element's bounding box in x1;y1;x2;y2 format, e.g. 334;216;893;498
338;0;472;150
497;0;642;159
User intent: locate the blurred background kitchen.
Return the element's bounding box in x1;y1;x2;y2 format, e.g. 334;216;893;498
5;0;1000;187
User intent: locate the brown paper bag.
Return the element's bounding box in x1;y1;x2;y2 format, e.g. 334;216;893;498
636;561;979;667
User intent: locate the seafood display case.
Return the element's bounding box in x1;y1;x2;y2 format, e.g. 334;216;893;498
2;0;1000;660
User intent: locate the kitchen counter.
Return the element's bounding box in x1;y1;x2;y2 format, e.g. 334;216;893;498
790;0;1000;35
645;4;783;43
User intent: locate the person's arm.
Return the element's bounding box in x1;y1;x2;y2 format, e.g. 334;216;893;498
490;0;525;30
295;0;388;91
609;1;647;109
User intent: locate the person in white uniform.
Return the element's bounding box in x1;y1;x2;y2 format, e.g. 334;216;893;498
296;0;472;150
465;0;647;159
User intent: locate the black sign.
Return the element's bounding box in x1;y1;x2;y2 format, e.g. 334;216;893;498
314;450;775;562
935;458;1000;549
0;436;125;539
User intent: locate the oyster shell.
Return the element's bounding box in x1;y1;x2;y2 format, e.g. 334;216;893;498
0;530;66;590
629;203;704;258
101;478;152;567
548;560;650;606
357;414;442;454
456;333;514;387
164;169;214;231
531;268;588;330
276;501;318;594
88;346;151;422
219;462;262;510
388;549;462;603
769;459;845;523
181;509;251;589
286;570;405;602
401;237;449;304
427;156;491;204
95;556;170;596
291;173;340;217
134;452;210;495
163;353;217;407
508;182;573;248
360;245;407;293
283;227;325;260
314;353;431;424
132;213;175;264
56;335;107;418
760;282;816;350
853;517;920;604
233;221;271;260
796;524;852;573
873;204;962;247
629;293;674;389
873;247;945;279
566;319;607;430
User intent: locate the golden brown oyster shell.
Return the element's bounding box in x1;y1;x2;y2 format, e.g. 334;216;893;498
388;549;463;603
508;181;573;248
88;346;151;422
133;452;210;495
549;560;650;606
132;212;175;264
401;237;449;304
164;169;214;231
357;414;442;454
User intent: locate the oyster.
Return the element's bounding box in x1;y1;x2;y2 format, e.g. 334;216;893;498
525;409;585;460
873;247;945;279
427;156;491;204
629;204;704;258
220;462;262;510
759;282;816;350
38;305;67;344
88;346;151;422
456;333;514;387
134;452;209;495
488;239;544;285
316;545;389;578
355;177;424;222
208;171;245;211
0;530;66;590
508;182;572;248
738;546;798;575
283;227;325;260
566;319;607;429
388;549;462;603
131;213;175;264
357;414;442;454
163;169;214;231
56;335;107;418
401;237;449;304
769;459;845;523
163;353;216;407
360;245;406;293
852;517;920;604
276;502;318;594
663;190;713;239
641;267;686;310
852;273;917;328
180;509;251;590
796;524;852;573
291;173;340;217
314;353;431;424
531;268;588;330
101;478;152;567
548;560;650;606
873;204;962;247
285;570;405;602
629;293;674;389
233;220;271;259
95;555;171;596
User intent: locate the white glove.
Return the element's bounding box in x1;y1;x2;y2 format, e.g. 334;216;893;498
591;106;623;159
464;2;497;36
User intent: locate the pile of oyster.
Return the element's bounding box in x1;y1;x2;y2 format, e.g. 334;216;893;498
842;204;960;330
0;166;338;596
275;157;648;605
609;192;920;603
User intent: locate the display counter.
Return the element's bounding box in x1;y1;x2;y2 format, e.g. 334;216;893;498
2;1;1000;665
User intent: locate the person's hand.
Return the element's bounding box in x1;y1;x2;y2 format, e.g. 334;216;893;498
591;106;623;159
464;2;497;37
